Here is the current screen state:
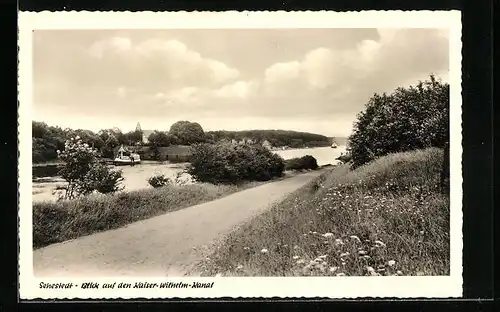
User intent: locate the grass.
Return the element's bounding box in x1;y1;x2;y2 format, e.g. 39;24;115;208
32;170;304;250
33;181;265;249
195;147;449;277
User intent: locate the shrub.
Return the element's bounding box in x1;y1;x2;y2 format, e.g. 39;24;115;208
285;155;319;171
348;74;449;168
148;174;171;188
336;153;352;164
57;136;124;199
187;142;285;184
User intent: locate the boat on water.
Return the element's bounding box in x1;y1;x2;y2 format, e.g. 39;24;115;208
331;142;338;148
113;145;141;166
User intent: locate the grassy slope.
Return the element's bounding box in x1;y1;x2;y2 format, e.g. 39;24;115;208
33;182;263;249
196;148;449;277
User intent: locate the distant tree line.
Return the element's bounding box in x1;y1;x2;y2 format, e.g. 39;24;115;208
204;130;331;148
32;120;331;163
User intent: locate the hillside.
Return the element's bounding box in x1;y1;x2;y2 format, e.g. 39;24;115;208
197;147;449;276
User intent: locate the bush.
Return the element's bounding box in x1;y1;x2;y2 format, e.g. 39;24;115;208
285;155;319;171
336;153;352;164
148;174;170;188
348;74;449;168
57;136;124;199
187;142;285;184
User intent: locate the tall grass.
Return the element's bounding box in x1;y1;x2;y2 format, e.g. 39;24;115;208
33;182;261;249
196;147;449;277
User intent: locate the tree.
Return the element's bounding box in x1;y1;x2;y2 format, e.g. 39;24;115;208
169;121;206;145
147;130;179;147
348;74;449;168
98;129;120;158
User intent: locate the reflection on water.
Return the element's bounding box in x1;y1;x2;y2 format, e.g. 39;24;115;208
273;145;347;166
32;146;346;203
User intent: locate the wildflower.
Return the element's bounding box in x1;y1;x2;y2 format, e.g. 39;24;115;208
319;255;328;260
292;255;300;260
261;248;268;254
334;239;344;246
329;266;339;273
323;232;334;238
349;235;361;243
215;273;222;277
419;230;425;235
312;231;318;235
387;260;396;267
366;266;378;276
358;250;367;256
236;264;244;270
336;273;346;276
243;247;250;251
340;252;350;258
283;244;288;248
374;240;387;248
296;259;305;265
396;270;403;276
294;245;299;250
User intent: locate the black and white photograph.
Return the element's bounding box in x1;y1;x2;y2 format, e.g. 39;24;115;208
18;11;462;299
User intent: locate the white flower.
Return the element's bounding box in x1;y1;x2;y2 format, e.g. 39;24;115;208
340;252;350;258
260;248;268;254
319;255;327;259
349;235;361;243
215;273;222;277
296;259;305;265
329;266;339;273
396;270;403;276
236;264;244;270
334;239;344;245
387;260;396;267
336;273;346;276
292;255;300;260
322;232;334;238
374;240;387;248
358;250;367;256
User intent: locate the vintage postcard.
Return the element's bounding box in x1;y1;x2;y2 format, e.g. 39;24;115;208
18;10;463;299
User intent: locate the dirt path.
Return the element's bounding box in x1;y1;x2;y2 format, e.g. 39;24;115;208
33;170;328;277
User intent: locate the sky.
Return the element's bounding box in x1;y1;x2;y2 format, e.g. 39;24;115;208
32;28;449;137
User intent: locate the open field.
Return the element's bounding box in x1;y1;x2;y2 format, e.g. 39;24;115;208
195;147;449;277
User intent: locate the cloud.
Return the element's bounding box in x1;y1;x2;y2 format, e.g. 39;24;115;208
33;28;449;136
213;80;260;99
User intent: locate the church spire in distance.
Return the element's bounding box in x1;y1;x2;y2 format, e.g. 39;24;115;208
136;122;142;132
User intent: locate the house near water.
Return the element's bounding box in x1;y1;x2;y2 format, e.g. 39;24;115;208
114;145;141;166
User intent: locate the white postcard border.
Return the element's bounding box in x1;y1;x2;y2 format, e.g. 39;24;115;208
18;10;463;299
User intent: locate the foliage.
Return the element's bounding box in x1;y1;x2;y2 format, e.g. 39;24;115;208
336;152;352;164
169;121;206;145
285;155;319;171
197;148;449;277
348;74;449;168
187;142;285;184
206;129;331;148
147;130;179;147
148;174;171;188
57;137;124;199
32;122;67;163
